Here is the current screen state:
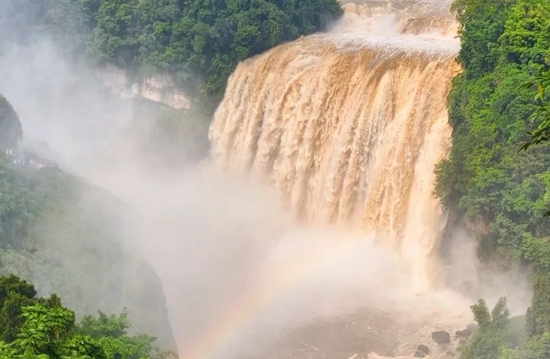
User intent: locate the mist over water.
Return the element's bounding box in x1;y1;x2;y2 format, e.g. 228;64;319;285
0;1;533;358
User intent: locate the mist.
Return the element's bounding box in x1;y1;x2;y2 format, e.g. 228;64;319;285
0;38;470;355
442;227;533;316
90;160;482;358
0;4;536;359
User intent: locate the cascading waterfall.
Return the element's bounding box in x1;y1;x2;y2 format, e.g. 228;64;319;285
209;0;460;292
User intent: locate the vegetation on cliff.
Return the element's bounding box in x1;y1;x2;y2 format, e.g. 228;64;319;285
0;94;22;149
0;0;343;96
437;0;550;357
0;95;175;349
0;274;173;359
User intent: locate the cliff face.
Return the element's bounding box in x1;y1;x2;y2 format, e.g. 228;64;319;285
0;94;22;149
100;66;191;110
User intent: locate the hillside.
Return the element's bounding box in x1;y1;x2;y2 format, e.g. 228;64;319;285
0;95;175;349
436;0;550;357
0;94;22;149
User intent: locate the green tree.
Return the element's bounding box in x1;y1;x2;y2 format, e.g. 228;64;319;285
87;0;141;68
0;275;37;342
77;311;131;339
460;298;511;359
0;275;173;359
451;0;514;79
437;0;550;277
500;0;550;72
0;275;61;343
169;0;342;94
522;71;550;151
1;0;343;100
439;3;550;359
526;273;550;337
523;332;550;359
136;0;182;73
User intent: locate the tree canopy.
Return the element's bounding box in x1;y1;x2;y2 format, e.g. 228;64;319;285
438;0;550;357
0;0;342;96
459;298;511;359
437;0;550;267
0;274;173;359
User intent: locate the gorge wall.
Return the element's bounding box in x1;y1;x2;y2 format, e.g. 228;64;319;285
100;65;191;110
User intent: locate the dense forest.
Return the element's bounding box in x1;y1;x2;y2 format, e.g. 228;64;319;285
436;0;550;358
0;0;342;97
0;274;174;359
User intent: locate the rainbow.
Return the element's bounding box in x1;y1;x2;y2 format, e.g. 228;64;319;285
178;236;369;359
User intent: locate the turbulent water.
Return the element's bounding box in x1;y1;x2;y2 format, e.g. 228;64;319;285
210;0;460;292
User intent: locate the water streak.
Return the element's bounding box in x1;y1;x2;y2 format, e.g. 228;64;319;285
210;1;459;292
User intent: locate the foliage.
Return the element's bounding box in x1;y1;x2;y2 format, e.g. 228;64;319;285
165;0;343;94
521;71;550;153
0;275;172;359
78;311;131;339
525;273;550;337
0;94;175;349
500;0;550;72
1;0;342;96
438;0;550;267
0;155;44;252
450;0;514;79
459;298;510;359
440;2;550;359
523;332;550;359
88;0;343;94
0;275;61;343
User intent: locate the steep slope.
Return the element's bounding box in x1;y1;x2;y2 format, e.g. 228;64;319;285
0;94;175;349
0;94;22;149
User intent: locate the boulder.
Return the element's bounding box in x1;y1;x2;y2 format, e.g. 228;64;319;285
455;328;472;338
432;331;451;345
414;344;430;357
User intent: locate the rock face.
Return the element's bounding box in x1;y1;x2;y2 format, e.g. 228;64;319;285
100;66;191;109
414;344;430;357
432;331;451;345
0;94;22;149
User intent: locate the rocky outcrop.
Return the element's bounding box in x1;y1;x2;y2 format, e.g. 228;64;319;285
464;217;490;237
0;94;22;149
414;345;430;357
100;66;191;110
432;331;451;345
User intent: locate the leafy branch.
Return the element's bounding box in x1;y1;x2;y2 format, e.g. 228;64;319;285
520;71;550;217
521;71;550;151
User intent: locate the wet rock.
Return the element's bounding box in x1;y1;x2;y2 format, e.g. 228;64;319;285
431;331;451;345
414;344;429;357
455;328;472;338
